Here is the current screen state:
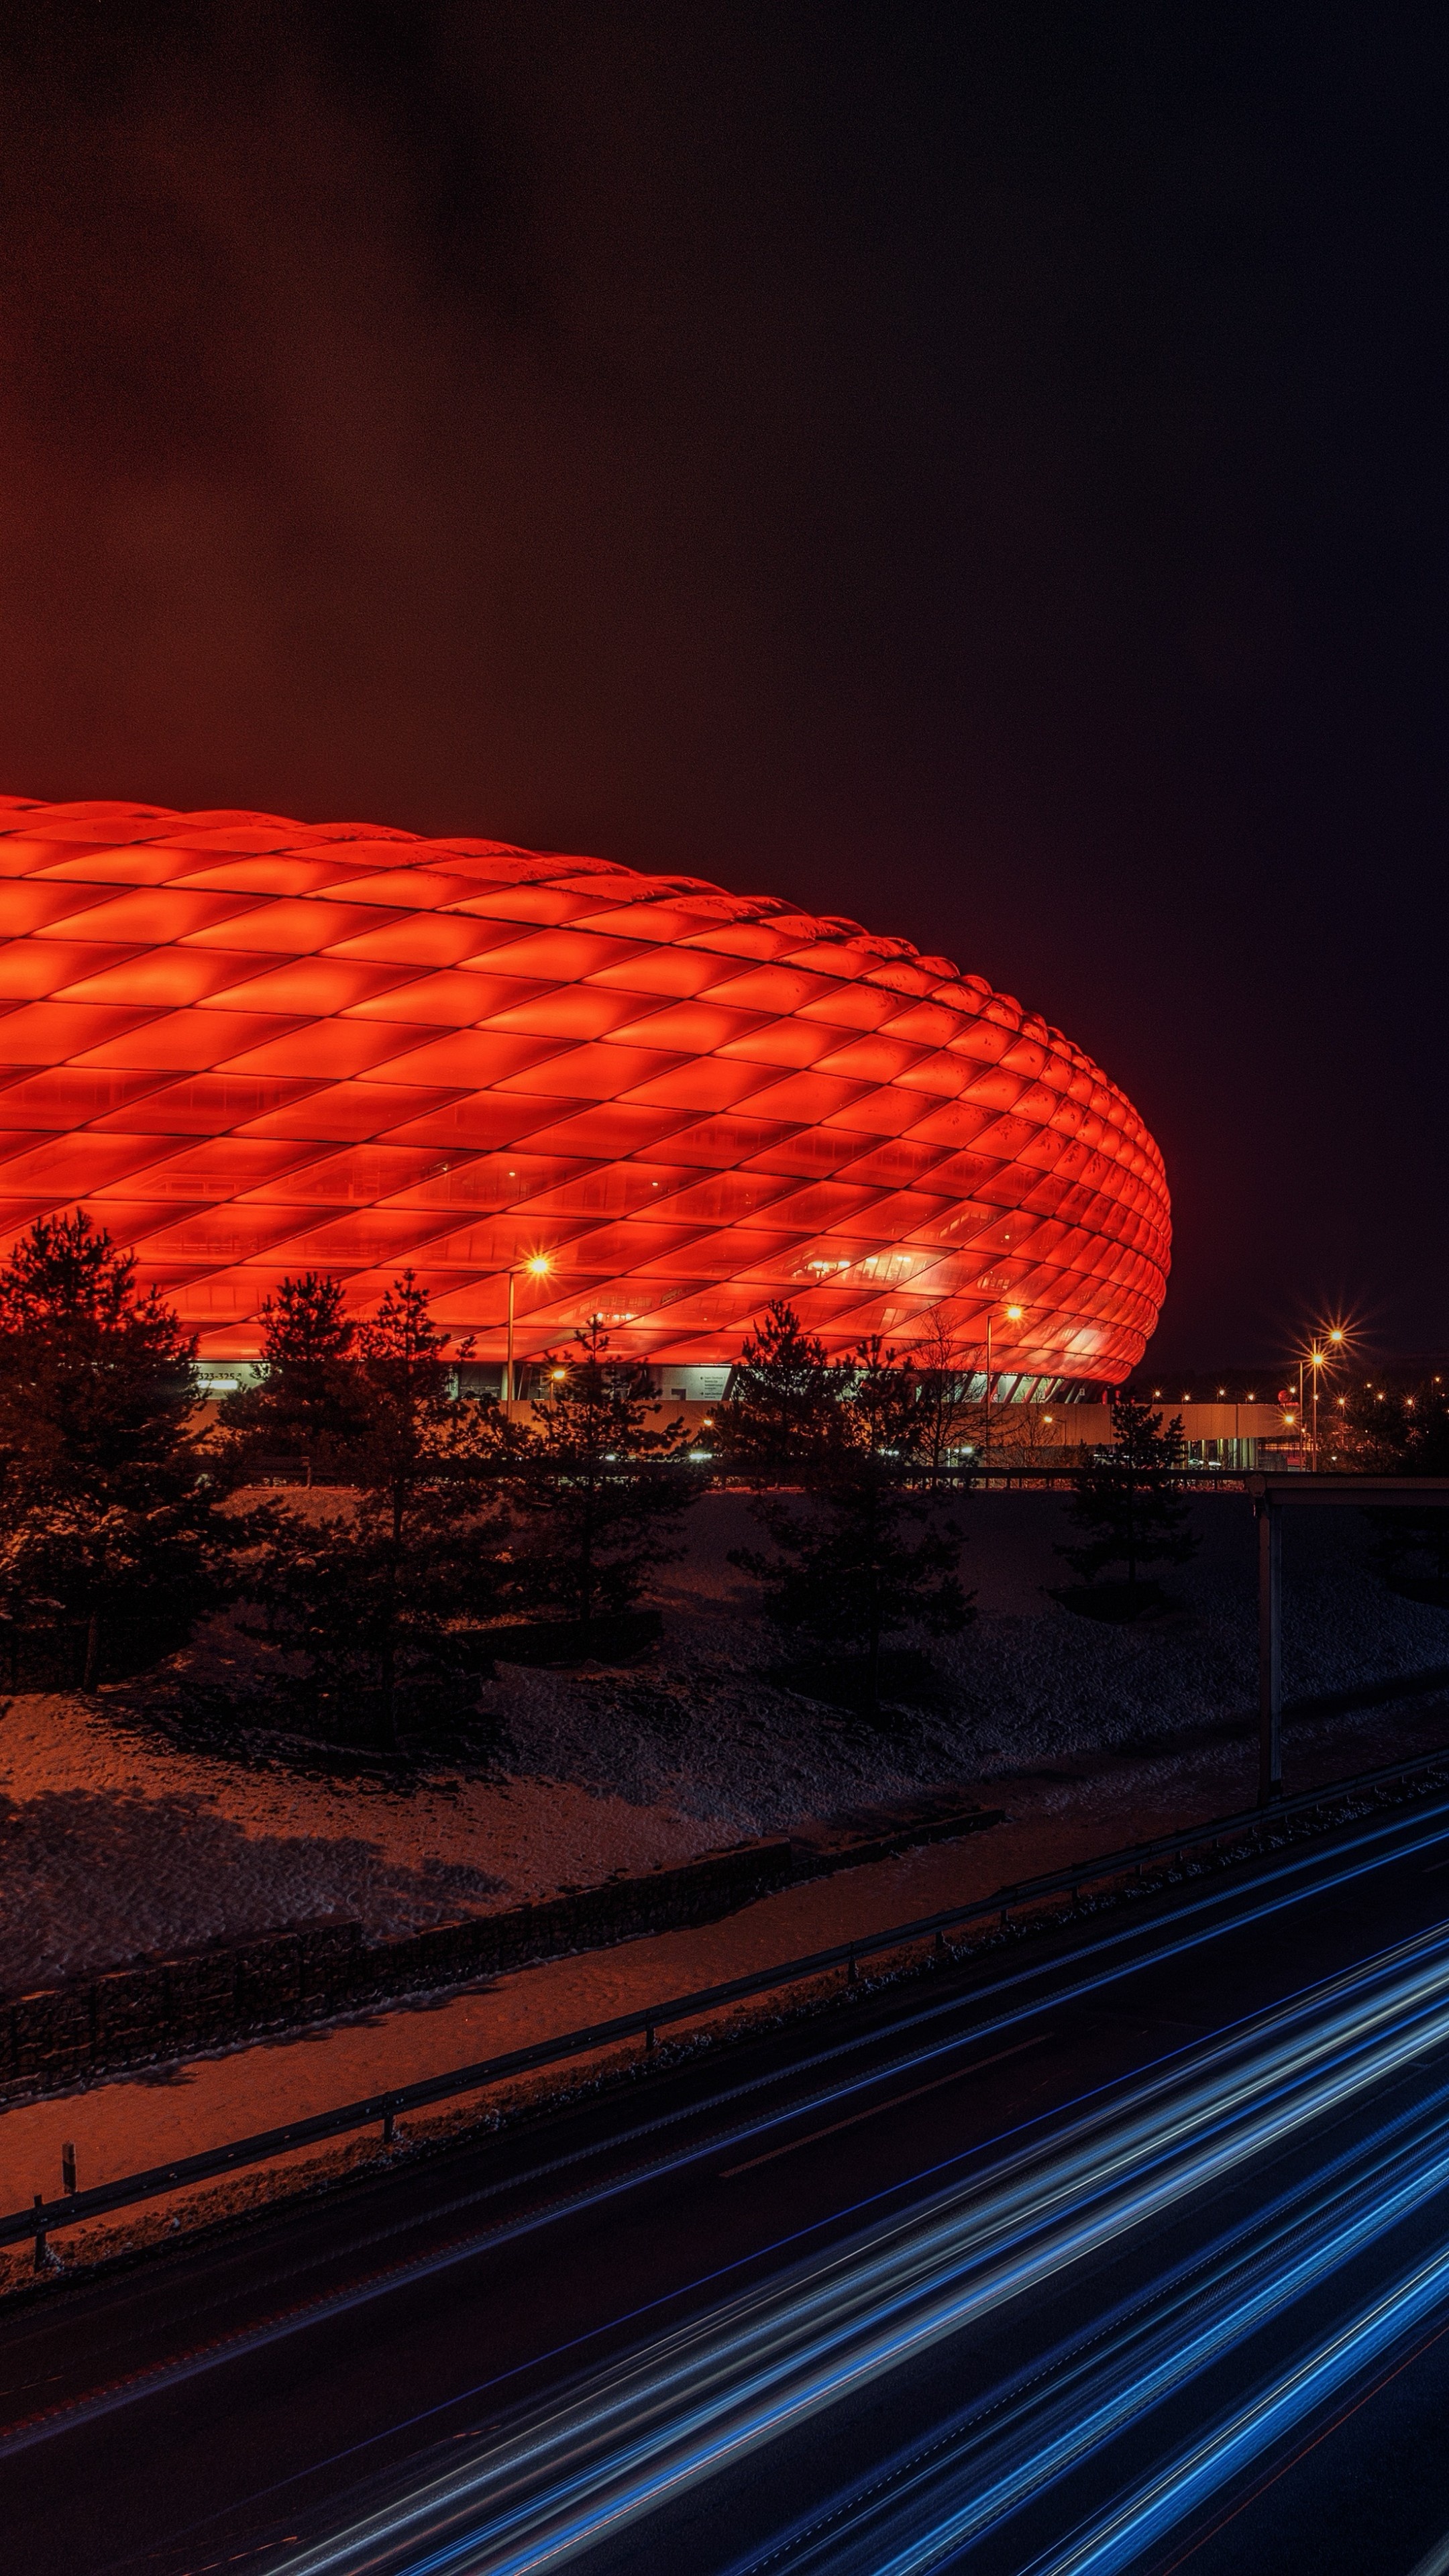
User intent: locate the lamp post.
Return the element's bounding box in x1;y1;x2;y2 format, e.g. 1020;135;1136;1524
1303;1326;1345;1466
1320;1326;1345;1462
504;1254;553;1413
983;1301;1024;1460
1299;1350;1320;1473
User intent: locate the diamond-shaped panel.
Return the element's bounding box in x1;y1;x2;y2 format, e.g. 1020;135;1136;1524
0;797;1170;1379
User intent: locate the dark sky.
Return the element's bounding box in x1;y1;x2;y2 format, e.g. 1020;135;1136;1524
0;3;1444;1367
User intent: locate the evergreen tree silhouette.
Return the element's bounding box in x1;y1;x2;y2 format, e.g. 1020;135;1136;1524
506;1317;700;1637
221;1273;368;1479
1053;1392;1197;1617
711;1299;844;1483
730;1338;972;1716
0;1212;248;1684
243;1272;506;1744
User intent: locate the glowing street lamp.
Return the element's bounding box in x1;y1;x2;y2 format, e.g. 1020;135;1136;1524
505;1253;553;1409
983;1299;1025;1458
1302;1325;1349;1464
1300;1343;1328;1462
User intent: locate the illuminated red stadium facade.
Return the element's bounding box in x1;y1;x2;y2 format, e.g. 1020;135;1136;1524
0;798;1169;1387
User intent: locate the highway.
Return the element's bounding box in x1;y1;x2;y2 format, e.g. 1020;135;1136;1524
6;1787;1449;2574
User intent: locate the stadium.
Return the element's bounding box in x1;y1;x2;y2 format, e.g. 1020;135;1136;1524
0;798;1169;1396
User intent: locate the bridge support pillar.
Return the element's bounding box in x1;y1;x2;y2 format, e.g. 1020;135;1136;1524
1256;1499;1282;1807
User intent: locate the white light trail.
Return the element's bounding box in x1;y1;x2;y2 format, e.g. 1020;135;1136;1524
271;1915;1449;2576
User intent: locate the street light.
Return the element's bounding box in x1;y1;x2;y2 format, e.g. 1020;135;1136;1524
1299;1344;1328;1462
504;1253;553;1410
983;1300;1024;1459
1302;1325;1348;1464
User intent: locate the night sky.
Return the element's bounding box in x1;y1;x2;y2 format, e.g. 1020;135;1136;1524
0;5;1444;1368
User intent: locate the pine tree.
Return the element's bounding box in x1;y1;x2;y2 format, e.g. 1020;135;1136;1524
506;1317;700;1636
730;1338;973;1717
243;1272;508;1743
0;1212;244;1684
1332;1377;1444;1474
710;1299;845;1484
221;1273;368;1479
350;1271;481;1545
1344;1379;1449;1600
1053;1391;1197;1617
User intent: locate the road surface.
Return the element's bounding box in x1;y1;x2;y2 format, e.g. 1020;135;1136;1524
5;1784;1449;2573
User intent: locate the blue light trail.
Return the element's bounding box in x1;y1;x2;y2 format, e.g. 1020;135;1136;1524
268;1908;1449;2576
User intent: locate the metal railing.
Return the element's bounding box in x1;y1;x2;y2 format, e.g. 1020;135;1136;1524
7;1733;1449;2263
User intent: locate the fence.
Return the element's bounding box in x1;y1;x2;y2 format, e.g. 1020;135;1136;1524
0;1835;792;2094
7;1732;1449;2263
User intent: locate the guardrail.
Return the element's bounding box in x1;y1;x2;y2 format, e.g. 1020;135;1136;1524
7;1733;1449;2266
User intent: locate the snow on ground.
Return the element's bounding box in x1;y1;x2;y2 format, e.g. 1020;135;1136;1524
493;1490;1449;1818
2;1488;1448;1998
0;1727;715;1997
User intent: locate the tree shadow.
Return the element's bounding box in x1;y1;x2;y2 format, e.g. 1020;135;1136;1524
0;1786;508;1998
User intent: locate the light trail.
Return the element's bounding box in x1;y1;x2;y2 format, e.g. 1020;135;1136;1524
1405;2532;1449;2576
748;2067;1449;2573
16;1789;1449;2477
1020;2226;1449;2576
265;1909;1449;2576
